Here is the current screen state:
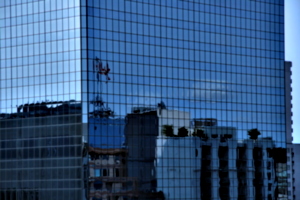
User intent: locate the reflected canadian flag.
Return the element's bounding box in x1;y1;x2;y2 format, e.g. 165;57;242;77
95;57;111;82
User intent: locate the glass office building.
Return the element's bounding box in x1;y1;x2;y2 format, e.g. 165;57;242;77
0;0;288;200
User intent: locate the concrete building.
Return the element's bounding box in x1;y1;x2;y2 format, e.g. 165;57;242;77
285;61;295;200
292;144;300;200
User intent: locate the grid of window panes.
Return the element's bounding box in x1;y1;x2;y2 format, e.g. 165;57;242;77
0;0;288;199
84;0;287;199
0;0;83;199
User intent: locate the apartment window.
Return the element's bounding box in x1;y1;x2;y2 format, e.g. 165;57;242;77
102;169;108;176
268;173;271;180
267;162;271;169
94;181;103;190
115;168;120;177
268;183;272;191
95;169;101;177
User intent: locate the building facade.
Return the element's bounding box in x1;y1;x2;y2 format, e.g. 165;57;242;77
285;61;295;200
0;0;288;200
291;144;300;200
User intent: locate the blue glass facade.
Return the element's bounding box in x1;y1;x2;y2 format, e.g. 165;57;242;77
0;1;83;199
0;0;287;200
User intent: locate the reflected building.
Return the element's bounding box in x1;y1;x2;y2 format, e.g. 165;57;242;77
157;114;287;200
88;117;127;200
124;109;164;200
88;146;130;200
0;101;83;200
0;0;289;200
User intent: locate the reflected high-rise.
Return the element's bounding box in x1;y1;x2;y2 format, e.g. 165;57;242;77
0;0;289;200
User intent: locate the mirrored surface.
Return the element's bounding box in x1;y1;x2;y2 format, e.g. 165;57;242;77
0;0;287;199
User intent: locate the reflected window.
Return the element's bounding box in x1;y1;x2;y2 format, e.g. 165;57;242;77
94;181;103;190
95;169;101;177
102;169;108;176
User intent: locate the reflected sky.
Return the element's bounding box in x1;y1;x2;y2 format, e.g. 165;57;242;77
285;0;300;143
